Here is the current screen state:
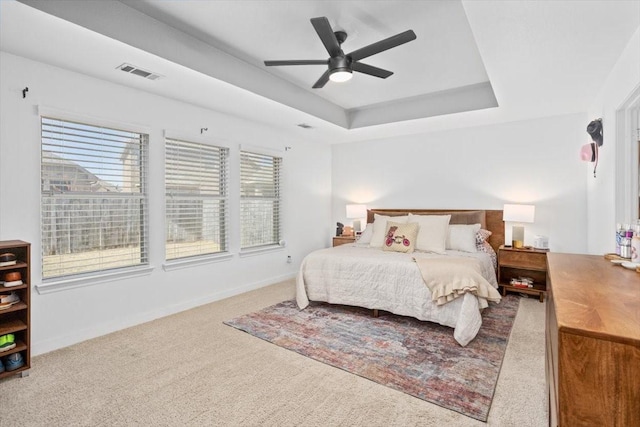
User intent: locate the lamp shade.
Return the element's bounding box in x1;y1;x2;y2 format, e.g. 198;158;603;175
346;204;367;219
503;204;535;223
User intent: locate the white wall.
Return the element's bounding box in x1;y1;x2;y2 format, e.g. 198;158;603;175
588;28;640;254
332;113;588;254
4;25;635;354
0;52;332;355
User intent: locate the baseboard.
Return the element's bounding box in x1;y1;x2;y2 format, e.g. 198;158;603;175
31;272;296;356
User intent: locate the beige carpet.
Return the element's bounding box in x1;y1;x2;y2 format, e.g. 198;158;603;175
0;279;548;426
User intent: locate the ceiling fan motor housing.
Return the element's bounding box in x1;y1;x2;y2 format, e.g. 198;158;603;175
329;56;351;73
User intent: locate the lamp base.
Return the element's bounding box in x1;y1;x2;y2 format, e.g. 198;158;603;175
512;225;525;248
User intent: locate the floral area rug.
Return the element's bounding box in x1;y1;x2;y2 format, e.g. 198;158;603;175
224;295;519;422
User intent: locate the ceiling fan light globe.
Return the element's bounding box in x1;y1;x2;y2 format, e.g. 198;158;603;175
329;69;352;83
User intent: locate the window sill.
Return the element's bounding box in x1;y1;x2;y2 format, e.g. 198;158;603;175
162;252;233;271
239;245;284;258
36;265;154;294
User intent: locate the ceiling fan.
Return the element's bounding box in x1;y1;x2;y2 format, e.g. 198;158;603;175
264;17;416;89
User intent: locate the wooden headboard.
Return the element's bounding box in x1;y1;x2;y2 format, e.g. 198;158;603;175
367;209;504;253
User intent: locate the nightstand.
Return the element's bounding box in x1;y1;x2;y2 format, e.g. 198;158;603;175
498;245;548;302
332;236;356;247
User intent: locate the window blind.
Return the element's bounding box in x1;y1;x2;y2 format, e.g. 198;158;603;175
165;138;228;260
240;151;282;249
41;117;149;279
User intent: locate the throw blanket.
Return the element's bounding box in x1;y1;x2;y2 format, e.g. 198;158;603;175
413;257;502;306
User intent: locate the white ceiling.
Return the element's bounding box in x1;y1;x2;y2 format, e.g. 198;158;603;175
121;0;492;109
1;0;639;144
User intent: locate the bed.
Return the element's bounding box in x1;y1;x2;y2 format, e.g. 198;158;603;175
296;209;505;346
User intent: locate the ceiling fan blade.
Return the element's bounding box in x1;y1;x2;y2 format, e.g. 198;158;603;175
264;60;327;66
310;17;343;57
312;70;330;89
352;62;393;79
348;30;416;62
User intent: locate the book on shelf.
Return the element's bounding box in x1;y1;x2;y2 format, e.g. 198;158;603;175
510;277;534;288
512;283;532;289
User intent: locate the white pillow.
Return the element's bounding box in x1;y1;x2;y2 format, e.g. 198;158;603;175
407;214;451;254
369;214;409;247
357;223;374;244
446;223;481;252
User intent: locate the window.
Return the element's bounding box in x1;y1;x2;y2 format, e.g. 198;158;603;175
615;86;640;225
41;117;148;279
165;138;228;260
240;151;282;249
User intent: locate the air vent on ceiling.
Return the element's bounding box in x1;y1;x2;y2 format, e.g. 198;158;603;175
117;63;162;80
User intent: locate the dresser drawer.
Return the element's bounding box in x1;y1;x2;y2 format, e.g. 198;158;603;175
500;250;546;270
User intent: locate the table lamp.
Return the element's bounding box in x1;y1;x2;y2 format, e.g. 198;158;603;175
346;204;367;233
503;204;535;248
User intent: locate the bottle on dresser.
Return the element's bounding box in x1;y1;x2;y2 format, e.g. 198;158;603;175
618;221;640;260
620;232;632;259
616;223;625;256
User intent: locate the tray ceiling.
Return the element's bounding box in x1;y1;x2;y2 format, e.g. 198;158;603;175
2;0;638;144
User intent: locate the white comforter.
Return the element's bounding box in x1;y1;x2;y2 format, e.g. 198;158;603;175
296;243;499;346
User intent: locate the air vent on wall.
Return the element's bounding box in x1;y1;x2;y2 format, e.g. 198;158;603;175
117;63;162;80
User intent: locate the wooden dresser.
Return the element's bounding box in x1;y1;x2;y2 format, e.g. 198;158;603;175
546;253;640;427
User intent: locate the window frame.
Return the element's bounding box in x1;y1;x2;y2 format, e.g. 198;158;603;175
239;149;283;253
38;113;150;291
164;137;230;263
